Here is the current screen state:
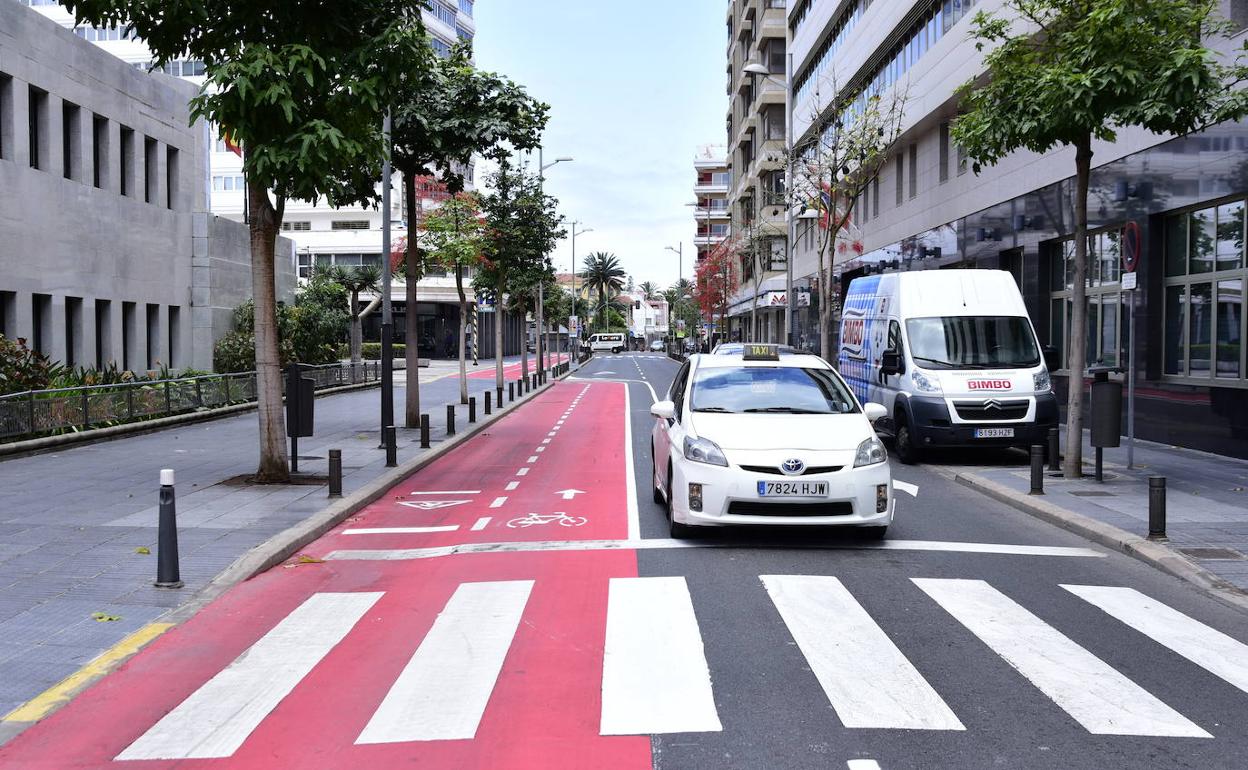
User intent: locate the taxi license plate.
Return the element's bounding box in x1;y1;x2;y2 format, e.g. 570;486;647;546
758;481;828;497
974;427;1015;438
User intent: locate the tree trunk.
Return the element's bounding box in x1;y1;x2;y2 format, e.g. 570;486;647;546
349;290;362;364
404;174;421;428
456;263;468;404
521;303;529;379
535;288;544;371
248;181;289;483
1064;136;1093;478
495;274;505;389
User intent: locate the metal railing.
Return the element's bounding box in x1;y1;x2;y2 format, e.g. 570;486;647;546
0;361;381;443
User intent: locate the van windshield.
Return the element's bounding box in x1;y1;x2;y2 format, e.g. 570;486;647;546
905;316;1040;369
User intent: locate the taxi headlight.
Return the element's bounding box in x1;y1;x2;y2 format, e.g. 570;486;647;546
683;436;729;467
854;436;888;467
911;369;942;394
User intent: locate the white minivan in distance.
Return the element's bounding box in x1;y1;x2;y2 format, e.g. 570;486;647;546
838;269;1058;463
588;333;626;354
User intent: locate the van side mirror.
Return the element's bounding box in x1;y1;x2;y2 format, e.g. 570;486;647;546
650;400;675;420
881;350;903;377
863;403;887;423
1043;346;1061;372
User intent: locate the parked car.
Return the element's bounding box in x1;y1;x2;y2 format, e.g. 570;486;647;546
649;340;665;352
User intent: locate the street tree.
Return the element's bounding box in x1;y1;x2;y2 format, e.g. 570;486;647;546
579;252;626;331
694;238;738;344
391;44;548;427
786;83;906;362
476;157;566;386
61;0;433;481
421;192;486;404
951;0;1248;478
638;281;659;301
327;265;381;370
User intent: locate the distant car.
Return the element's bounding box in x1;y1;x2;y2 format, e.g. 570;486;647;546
649;340;665;352
650;343;893;539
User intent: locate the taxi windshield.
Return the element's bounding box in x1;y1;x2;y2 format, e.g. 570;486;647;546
689;366;859;414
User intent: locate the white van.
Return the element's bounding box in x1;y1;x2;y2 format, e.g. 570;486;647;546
838;269;1058;463
588;332;626;354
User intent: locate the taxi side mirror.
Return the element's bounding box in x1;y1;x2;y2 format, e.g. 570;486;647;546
650;400;676;420
863;403;887;423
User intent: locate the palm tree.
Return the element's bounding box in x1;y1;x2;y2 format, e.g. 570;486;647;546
327;265;381;376
579;251;626;331
638;281;659;301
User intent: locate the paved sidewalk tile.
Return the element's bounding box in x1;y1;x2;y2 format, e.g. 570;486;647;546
0;354;556;715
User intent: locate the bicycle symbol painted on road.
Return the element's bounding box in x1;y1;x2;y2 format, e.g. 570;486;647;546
506;512;587;528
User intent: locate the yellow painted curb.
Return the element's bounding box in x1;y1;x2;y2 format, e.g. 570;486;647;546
3;622;175;723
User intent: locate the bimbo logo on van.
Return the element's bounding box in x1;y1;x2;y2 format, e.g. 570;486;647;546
968;379;1012;391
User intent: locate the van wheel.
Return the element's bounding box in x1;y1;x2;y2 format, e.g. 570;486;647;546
895;418;920;465
613;347;621;354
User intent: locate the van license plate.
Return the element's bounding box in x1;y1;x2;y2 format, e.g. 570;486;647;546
974;428;1015;438
758;481;828;497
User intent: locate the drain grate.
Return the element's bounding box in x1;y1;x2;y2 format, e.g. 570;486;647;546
1179;547;1245;561
1069;490;1115;497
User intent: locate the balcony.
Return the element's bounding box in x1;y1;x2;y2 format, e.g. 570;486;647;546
694;181;730;196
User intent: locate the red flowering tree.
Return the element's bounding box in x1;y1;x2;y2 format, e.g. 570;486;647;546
694;238;738;343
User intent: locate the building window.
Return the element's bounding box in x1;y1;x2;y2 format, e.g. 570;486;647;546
764;38;786;75
144;136;157;204
282;220;311;231
0;73;11;161
65;296;82;367
146;303;160;370
119;125;134;196
939;122;950;183
92;115;108;189
168;306;181;368
908;143;918;199
895;154;903;206
430;1;457;26
957;142;968;176
0;291;14;338
212;174;246;191
458;0;473;16
94;299;111;368
332;220;370;231
122;301;136;370
762;104;785;141
1048;228;1134;372
872;176;880;220
28;86;47;170
1163;202;1245;381
61;101;80;181
31;293;51;355
166;146;178;209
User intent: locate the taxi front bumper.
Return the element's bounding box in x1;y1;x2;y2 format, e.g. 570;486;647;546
671;454;894;528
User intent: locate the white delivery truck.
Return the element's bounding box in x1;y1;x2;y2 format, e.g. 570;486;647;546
838;269;1058;463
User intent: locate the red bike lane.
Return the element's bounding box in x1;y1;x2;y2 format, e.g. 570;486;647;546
0;380;654;770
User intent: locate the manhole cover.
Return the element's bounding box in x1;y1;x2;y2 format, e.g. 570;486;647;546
1179;548;1245;560
1069;490;1115;497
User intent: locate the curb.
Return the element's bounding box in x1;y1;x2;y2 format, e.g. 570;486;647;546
0;368;569;741
0;379;382;461
952;470;1248;614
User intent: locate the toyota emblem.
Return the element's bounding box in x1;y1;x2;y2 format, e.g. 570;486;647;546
780;458;805;476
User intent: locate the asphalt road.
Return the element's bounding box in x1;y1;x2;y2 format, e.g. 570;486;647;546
4;350;1248;769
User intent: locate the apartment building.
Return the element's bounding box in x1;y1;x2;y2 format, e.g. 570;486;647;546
693;145;731;263
725;0;790;343
787;0;1248;459
0;3;294;373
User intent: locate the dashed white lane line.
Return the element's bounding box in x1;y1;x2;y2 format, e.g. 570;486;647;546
527;456;539;463
471;517;491;531
345;526;461;535
505;481;520;491
409;490;481;495
516;468;530;477
893;481;919;497
489;497;507;508
847;761;882;770
548;431;558;437
542;438;552;444
535;446;546;453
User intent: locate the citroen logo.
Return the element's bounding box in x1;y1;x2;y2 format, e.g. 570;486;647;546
983;399;1003;410
781;458;805;476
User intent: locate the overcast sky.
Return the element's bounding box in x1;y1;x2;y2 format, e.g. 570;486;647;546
473;0;725;290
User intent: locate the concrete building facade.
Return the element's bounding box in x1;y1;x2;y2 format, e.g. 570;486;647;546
725;0;789;343
785;0;1248;459
1;3;293;374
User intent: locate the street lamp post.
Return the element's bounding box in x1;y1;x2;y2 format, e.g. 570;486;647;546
379;110;394;450
665;242;682;350
570;222;592;364
537;149;572;371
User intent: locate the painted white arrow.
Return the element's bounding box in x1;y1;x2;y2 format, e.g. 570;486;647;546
893;481;919;498
555;489;586;500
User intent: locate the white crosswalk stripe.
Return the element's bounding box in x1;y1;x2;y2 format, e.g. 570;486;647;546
600;576;722;735
1063;584;1248;697
356;580;534;744
117;592;383;760
762;575;964;731
914;578;1211;738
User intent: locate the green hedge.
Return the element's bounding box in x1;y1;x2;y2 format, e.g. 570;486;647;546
360;343;406;359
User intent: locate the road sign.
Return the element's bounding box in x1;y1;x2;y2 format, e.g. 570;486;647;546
1122;272;1138;291
569;315;580;337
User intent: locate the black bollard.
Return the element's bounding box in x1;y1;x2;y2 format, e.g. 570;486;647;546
447;404;456;436
509;382;515;401
496;386;503;409
469;397;477;423
1048;427;1061;473
485;391;492;415
385;425;397;467
1029;445;1045;495
420;414;430;449
154;469;183;589
1148;476;1167;540
328;449;342;497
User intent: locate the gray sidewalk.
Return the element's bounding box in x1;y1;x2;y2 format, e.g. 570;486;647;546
947;433;1248;591
0;355;540;716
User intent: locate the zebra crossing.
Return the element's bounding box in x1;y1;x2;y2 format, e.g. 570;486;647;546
113;574;1248;760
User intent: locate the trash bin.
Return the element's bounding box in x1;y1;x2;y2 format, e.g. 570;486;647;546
1087;366;1122;449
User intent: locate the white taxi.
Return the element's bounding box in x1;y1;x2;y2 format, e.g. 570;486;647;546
650;344;894;538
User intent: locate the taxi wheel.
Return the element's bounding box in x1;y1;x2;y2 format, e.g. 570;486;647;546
651;444;664;504
666;464;695;539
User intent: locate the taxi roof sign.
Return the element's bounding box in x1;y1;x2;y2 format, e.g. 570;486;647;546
743;343;780;361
